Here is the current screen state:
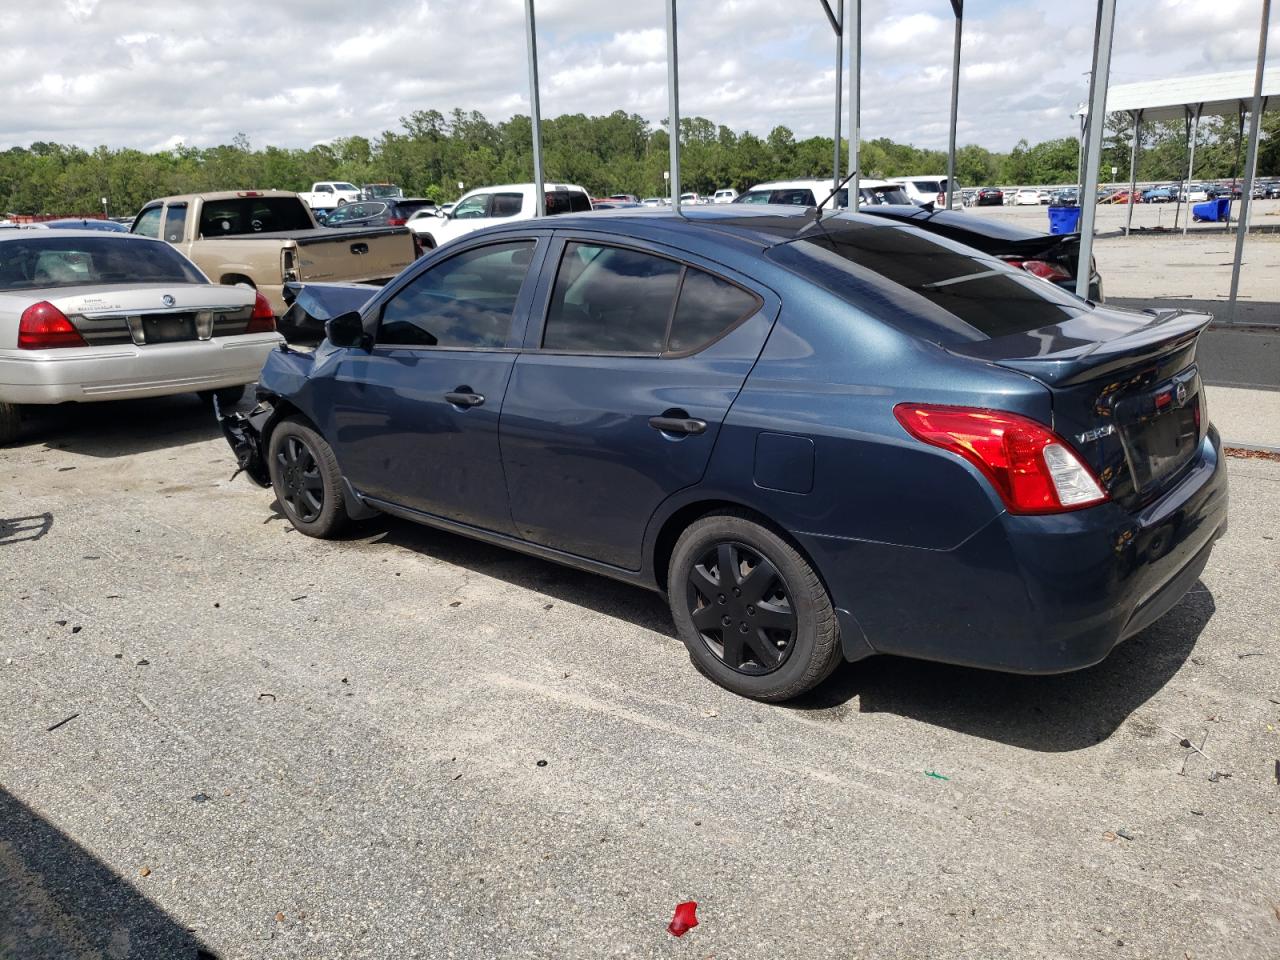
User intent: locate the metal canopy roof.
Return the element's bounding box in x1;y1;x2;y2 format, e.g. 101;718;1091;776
1107;69;1278;120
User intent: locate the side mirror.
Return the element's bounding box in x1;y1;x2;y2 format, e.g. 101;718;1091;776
325;310;369;350
436;208;450;218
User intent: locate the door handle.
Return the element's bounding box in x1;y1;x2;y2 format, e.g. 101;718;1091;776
445;390;485;408
649;415;707;435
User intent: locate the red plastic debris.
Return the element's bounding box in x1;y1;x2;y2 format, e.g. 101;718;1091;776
667;900;699;937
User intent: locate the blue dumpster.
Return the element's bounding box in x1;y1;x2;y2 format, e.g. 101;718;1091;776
1192;197;1231;222
1047;206;1082;235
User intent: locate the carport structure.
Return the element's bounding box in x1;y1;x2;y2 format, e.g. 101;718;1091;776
520;0;1273;320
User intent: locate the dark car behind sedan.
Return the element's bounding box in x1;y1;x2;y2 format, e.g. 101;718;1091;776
319;198;437;228
972;187;1004;206
856;204;1103;301
221;206;1225;703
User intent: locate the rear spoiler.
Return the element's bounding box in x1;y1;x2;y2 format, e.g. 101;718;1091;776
951;306;1212;386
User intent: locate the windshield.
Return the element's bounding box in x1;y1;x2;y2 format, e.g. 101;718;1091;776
767;220;1084;343
199;198;315;235
364;185;401;198
334;183;357;192
0;236;205;290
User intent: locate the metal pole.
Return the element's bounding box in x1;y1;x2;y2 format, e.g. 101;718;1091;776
832;0;843;195
1124;110;1140;236
524;0;545;217
849;0;860;208
1172;108;1189;231
1229;103;1245;235
1227;0;1270;322
945;1;963;210
1182;104;1201;237
1075;0;1117;299
666;0;680;211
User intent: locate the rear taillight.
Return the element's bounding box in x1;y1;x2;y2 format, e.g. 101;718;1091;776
1001;257;1072;283
893;404;1107;514
18;301;88;349
245;292;276;334
386;217;407;226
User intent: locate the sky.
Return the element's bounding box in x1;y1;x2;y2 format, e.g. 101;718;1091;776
0;0;1274;154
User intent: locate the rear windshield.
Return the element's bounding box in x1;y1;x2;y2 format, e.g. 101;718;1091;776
393;200;435;217
859;186;910;205
546;191;592;215
767;220;1085;342
199;198;314;235
0;236;205;290
364;185;401;198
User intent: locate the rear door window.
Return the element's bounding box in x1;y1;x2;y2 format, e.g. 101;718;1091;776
771;189;816;206
545;192;591;215
667;269;760;354
541;242;681;354
377;240;535;349
490;193;524;218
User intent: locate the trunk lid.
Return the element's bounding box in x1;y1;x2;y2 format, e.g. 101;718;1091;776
40;283;255;346
951;304;1211;507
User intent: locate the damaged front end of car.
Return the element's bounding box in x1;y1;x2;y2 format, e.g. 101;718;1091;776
216;394;274;488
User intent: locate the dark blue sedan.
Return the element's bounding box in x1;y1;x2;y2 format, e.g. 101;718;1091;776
221;206;1227;701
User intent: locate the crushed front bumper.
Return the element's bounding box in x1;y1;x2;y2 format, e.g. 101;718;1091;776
216;396;273;488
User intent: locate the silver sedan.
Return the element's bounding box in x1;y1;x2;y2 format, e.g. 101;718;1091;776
0;230;283;444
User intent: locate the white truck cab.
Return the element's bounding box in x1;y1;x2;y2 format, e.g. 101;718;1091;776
299;181;361;211
410;182;592;249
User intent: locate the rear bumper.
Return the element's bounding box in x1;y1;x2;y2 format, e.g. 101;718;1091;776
802;429;1228;672
0;334;283;404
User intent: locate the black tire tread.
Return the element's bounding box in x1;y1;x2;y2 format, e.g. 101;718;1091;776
669;509;839;702
268;417;348;539
0;402;20;446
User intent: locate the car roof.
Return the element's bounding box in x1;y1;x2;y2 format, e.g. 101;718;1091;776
472;204;906;252
746;178;897;191
0;229;163;243
464;183;588;194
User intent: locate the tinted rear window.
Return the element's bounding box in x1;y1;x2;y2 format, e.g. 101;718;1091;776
199;198;314;235
546;191;592;215
768;221;1083;342
668;269;760;354
0;236;205;290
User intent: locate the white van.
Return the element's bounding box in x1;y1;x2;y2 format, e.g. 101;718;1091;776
410;182;591;249
712;188;739;204
887;176;953;208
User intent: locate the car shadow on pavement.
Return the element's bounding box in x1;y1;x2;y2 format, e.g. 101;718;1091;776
792;583;1216;753
0;788;218;960
344;515;679;638
13;394;237;459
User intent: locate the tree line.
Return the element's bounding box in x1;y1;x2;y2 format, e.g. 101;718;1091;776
1;107;1276;217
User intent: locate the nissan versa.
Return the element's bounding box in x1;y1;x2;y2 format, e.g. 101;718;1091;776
220;205;1227;702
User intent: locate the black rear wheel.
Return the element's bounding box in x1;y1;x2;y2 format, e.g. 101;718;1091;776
267;418;348;538
0;402;21;446
669;512;839;701
198;384;246;408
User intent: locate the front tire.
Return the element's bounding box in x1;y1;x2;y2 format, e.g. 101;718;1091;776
668;511;839;702
267;417;348;538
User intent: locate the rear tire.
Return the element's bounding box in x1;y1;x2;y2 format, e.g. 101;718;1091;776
198;385;246;408
267;417;348;538
0;402;21;445
668;511;839;702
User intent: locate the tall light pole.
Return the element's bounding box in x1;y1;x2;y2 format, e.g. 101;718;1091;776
666;0;681;211
524;0;545;217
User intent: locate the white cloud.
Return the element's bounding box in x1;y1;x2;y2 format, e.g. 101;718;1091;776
0;0;1274;154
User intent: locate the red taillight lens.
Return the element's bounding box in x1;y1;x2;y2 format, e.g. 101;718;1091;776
245;292;276;334
18;301;88;349
1001;257;1072;283
386;217;407;226
893;404;1108;514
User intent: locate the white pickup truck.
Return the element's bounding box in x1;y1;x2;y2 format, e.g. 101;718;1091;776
298;181;361;211
410;182;591;249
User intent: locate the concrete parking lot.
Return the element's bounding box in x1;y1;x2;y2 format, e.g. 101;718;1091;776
3;396;1279;959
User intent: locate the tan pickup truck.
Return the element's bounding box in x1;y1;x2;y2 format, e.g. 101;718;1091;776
131;190;416;315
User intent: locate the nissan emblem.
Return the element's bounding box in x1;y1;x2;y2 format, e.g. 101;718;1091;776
162;294;175;307
1175;382;1188;407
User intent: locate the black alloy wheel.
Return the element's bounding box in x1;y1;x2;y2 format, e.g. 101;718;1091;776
686;540;798;675
276;434;324;524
